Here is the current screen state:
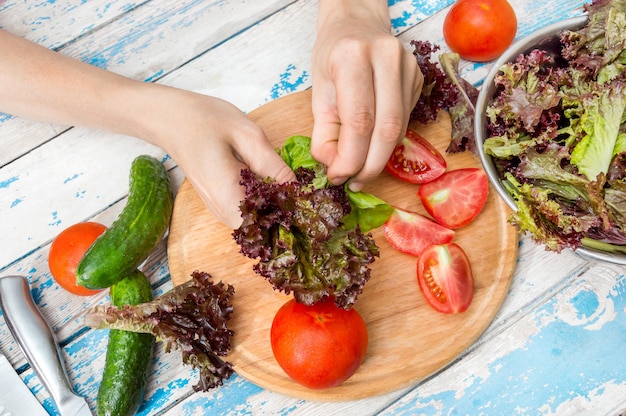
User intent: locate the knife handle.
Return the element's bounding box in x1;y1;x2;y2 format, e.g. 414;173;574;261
0;275;88;415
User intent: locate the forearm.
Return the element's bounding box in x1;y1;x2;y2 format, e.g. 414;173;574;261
0;29;154;140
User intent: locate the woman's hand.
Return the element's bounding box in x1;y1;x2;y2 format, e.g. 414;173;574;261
143;86;296;229
311;0;423;191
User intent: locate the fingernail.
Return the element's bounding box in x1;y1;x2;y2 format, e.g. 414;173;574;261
332;176;349;186
348;181;363;192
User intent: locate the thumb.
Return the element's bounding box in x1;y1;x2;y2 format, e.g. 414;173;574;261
238;136;296;185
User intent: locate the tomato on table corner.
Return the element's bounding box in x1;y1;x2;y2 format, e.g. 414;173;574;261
443;0;517;62
270;297;368;390
417;243;474;314
48;222;106;296
385;129;447;184
418;168;489;229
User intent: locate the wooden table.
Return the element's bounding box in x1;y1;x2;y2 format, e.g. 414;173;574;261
1;1;625;415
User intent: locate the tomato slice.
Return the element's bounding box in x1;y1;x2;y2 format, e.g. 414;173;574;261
418;168;489;229
417;243;474;314
383;208;454;257
385;129;447;184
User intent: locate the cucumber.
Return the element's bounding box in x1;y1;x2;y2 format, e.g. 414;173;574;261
77;155;173;289
97;270;154;416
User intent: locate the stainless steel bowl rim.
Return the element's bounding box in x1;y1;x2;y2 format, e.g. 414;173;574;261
474;15;626;265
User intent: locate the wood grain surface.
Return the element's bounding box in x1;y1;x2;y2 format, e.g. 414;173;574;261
167;90;519;401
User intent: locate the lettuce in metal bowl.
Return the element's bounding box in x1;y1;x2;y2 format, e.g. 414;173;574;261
475;2;626;265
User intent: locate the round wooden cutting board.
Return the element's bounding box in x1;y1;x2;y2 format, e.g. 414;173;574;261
167;90;518;401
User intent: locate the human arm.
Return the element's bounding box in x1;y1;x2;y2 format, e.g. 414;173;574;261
0;29;295;228
311;0;423;191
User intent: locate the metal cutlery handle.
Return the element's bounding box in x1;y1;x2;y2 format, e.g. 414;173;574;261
0;275;91;416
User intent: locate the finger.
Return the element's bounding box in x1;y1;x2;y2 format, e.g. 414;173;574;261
326;58;376;185
234;128;296;185
349;44;417;191
404;48;424;109
197;127;297;229
187;151;248;229
311;84;341;167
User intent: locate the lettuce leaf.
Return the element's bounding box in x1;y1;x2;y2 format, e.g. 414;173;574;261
233;167;379;309
439;52;479;154
234;136;386;309
409;41;459;124
569;80;626;181
85;271;235;391
278;135;392;232
483;0;626;253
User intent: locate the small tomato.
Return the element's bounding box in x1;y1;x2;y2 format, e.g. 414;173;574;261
48;222;106;296
443;0;517;62
270;297;368;389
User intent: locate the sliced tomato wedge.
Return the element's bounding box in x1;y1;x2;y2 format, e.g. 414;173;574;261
417;243;474;314
418;168;489;229
385;129;447;184
383;207;454;257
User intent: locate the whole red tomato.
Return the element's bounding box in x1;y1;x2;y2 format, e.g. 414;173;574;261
443;0;517;62
270;297;368;389
48;222;106;296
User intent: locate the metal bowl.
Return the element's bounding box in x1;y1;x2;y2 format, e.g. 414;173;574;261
475;15;626;265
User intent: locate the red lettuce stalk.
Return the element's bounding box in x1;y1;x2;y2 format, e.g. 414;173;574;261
409;40;479;154
410;40;459;124
85;271;235;391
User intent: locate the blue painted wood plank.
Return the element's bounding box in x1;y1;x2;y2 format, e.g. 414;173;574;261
378;264;626;415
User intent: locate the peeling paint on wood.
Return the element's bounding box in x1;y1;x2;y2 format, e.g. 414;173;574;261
1;0;625;415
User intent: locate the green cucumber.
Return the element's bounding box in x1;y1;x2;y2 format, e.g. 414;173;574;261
97;270;154;416
77;155;173;289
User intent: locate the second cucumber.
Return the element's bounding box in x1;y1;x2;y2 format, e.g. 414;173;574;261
97;270;155;416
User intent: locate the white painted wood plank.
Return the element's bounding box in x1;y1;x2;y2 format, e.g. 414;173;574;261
0;0;294;267
0;0;443;169
0;0;149;49
148;1;599;414
0;0;593;266
3;0;454;412
0;166;183;350
159;1;603;414
0;170;185;414
0;128;168;269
